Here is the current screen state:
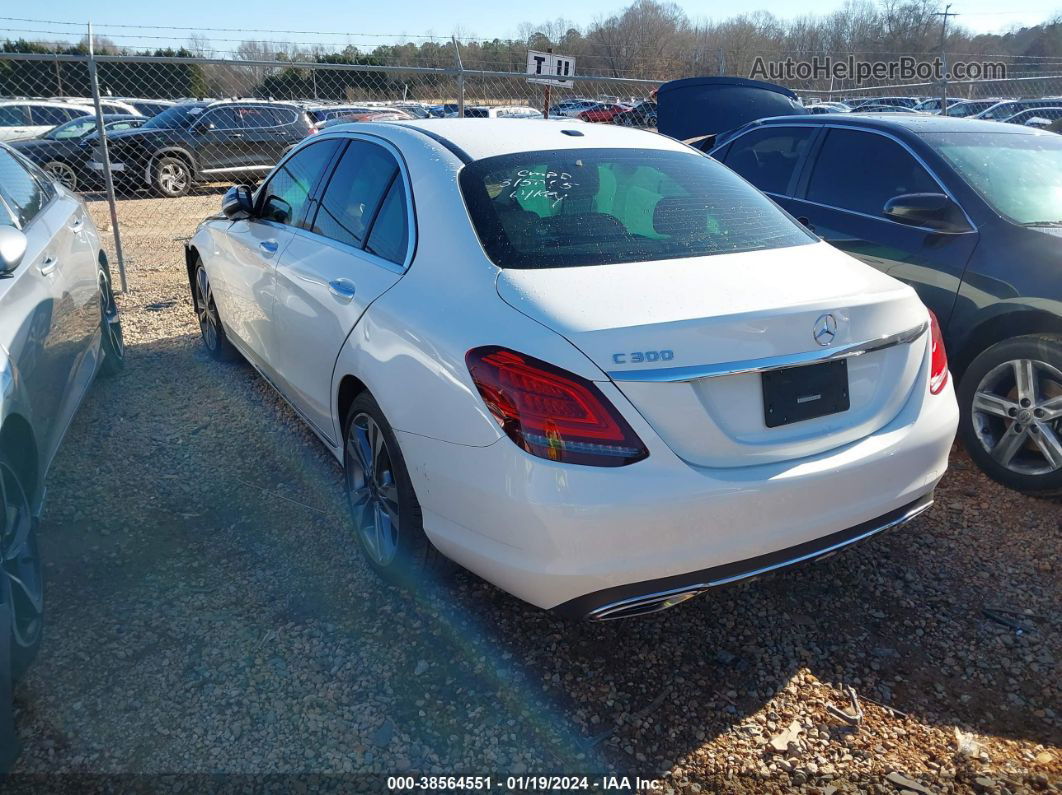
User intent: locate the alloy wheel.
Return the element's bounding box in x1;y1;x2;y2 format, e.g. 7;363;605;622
45;161;77;191
159;161;189;194
195;267;219;351
346;413;400;566
0;461;43;652
971;357;1062;476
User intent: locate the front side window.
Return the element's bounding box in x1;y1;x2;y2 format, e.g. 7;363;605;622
0;148;45;227
0;106;27;127
30;106;75;126
723;127;816;195
258;140;340;226
806;129;938;217
926;131;1062;225
312;141;397;247
201;108;240;130
47;117;98;140
459;147;815;269
142;103;204;129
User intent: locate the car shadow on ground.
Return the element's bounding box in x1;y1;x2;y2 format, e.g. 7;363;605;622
11;328;1061;787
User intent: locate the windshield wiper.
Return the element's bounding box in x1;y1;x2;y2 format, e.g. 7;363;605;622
1021;221;1062;227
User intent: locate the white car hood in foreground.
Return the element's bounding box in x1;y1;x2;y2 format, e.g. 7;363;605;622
497;241;931;467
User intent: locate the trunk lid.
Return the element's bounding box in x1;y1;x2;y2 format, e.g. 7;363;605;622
496;241;930;468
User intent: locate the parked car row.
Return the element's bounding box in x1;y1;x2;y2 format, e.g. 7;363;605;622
0;96;175;142
800;94;1062;129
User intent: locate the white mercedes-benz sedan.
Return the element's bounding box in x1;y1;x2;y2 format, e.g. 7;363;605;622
185;119;958;620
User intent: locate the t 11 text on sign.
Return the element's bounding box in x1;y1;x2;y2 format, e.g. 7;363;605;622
526;51;576;87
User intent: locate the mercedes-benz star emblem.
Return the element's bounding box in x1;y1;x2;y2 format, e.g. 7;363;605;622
813;314;838;347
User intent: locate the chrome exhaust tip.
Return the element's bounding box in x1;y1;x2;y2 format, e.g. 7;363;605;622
587;588;704;621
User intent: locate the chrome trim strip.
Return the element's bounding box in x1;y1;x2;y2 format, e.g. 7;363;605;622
588;495;934;621
606;321;927;383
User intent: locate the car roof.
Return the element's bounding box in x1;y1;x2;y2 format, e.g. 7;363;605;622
351;118;687;161
0;99;93;108
756;112;1045;136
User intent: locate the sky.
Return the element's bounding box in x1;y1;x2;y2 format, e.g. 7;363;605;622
5;0;1061;52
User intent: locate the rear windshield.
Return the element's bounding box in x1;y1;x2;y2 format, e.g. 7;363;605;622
459;148;814;269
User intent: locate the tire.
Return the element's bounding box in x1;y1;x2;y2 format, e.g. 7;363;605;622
97;263;125;377
152;155;192;198
193;260;239;362
342;392;446;586
958;334;1062;496
0;453;43;681
43;160;77;191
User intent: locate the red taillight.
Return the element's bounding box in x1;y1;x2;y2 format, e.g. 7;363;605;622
928;310;949;394
466;346;649;467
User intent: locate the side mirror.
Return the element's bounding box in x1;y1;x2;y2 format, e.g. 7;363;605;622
883;192;970;233
191;121;214;135
222;185;255;219
0;226;27;275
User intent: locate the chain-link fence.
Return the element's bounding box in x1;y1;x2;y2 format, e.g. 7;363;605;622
3;49;1062;291
0;51;660;288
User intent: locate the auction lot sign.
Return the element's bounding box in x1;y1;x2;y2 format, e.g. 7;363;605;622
527;50;577;88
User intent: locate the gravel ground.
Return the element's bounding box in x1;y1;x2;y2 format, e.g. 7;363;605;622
7;194;1062;792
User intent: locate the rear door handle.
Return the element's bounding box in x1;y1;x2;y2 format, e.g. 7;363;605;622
40;256;58;275
259;239;279;255
328;279;356;302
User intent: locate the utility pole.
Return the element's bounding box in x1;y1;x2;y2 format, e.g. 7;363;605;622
451;35;464;118
934;4;959;116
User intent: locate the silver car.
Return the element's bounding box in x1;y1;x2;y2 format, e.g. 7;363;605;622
0;143;125;678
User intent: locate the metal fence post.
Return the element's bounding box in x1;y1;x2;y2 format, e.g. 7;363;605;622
452;36;465;117
85;22;128;293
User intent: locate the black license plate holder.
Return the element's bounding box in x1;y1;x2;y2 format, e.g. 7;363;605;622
762;360;850;428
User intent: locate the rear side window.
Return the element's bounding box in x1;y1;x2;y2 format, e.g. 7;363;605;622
459;148;814;269
365;178;409;264
258;140;340;226
0;148;45;227
312;141;397;247
723;127;815;195
806;129;938;216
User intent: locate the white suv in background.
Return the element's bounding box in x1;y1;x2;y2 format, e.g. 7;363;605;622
0;101;94;142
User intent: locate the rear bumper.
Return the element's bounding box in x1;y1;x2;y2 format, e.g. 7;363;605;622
397;375;958;613
555;492;933;619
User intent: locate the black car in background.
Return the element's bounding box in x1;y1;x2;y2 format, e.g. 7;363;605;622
10;114;144;191
711;114;1062;495
90;100;314;197
613;100;657;127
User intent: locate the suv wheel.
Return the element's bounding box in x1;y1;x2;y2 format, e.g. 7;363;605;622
153;156;192;198
44;160;77;191
958;334;1062;495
